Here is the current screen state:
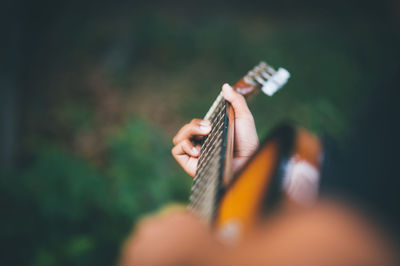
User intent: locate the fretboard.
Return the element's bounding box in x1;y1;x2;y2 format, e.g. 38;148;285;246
188;62;290;224
189;92;228;222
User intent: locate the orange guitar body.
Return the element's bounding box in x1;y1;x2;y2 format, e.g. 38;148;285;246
189;62;322;242
215;124;323;241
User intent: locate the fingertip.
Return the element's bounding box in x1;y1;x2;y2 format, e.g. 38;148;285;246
199;120;211;127
222;83;232;92
199;125;211;133
222;83;233;100
192;146;199;155
222;83;231;89
197;119;211;133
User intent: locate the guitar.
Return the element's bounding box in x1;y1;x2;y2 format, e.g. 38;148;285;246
189;62;323;241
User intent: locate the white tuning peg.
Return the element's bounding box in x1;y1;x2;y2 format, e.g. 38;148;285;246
261;68;290;96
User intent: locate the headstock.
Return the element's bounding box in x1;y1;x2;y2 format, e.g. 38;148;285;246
234;61;290;97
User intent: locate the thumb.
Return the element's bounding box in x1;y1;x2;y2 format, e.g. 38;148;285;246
222;83;252;120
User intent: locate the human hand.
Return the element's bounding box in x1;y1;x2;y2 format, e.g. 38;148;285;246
172;83;259;177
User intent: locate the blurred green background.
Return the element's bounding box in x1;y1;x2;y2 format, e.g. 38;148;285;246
1;0;399;265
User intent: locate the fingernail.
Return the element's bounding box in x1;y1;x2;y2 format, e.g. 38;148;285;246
222;83;233;92
200;125;211;132
222;84;233;100
199;120;211;126
192;147;199;154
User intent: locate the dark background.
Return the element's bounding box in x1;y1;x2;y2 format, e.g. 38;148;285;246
1;0;399;265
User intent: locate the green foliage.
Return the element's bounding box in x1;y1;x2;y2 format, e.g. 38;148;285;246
107;118;191;219
3;3;397;265
0;118;190;266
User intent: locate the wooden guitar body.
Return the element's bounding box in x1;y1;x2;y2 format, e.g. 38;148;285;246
215;124;323;241
189;62;323;242
189;62;291;222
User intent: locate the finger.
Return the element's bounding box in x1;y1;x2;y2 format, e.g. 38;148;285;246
222;83;259;159
172;139;200;157
171;140;200;177
222;83;253;120
173;119;211;145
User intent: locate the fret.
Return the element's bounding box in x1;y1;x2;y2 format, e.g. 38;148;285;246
204;92;224;121
196;123;224;171
195;104;226;172
194;138;223;181
190;98;226;221
196;111;225;170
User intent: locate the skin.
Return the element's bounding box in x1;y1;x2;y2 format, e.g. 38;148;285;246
171;83;259;177
119;83;398;265
119;203;397;266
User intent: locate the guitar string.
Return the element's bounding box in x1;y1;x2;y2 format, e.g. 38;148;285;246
189;98;227;220
188;62;280;221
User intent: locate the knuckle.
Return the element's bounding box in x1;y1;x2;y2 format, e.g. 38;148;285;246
183;141;193;153
188;124;202;135
190;118;201;125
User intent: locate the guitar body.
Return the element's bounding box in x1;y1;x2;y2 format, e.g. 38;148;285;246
215;124;323;241
189;62;291;221
189;62;322;242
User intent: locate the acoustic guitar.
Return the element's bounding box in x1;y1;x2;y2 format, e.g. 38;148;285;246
189;62;323;242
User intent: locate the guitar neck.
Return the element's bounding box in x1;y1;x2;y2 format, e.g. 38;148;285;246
189;93;230;222
189;62;290;223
